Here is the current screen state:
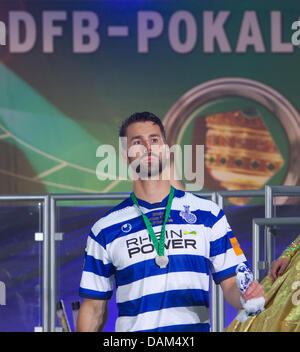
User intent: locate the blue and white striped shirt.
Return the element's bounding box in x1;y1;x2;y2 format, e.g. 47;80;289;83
79;187;247;332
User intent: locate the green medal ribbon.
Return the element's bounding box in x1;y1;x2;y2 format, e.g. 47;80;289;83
130;186;174;257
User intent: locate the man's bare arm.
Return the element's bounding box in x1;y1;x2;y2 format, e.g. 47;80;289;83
76;298;108;332
221;276;243;309
221;275;264;309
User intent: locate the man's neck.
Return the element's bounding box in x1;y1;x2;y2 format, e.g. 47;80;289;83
132;180;172;204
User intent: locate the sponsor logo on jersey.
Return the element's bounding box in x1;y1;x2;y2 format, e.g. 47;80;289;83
183;231;197;235
126;229;197;258
121;223;132;233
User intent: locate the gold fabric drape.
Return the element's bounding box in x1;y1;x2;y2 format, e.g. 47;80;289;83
226;249;300;332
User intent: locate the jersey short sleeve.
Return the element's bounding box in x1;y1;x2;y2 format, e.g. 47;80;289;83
209;207;247;284
79;230;115;300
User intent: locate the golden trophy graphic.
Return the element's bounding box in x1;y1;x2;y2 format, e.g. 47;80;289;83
204;108;284;204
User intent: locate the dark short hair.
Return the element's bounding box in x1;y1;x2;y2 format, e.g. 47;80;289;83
119;112;167;143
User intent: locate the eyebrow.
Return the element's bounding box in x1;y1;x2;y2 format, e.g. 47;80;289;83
130;133;161;142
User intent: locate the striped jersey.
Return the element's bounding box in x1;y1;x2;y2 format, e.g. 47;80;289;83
79;187;247;332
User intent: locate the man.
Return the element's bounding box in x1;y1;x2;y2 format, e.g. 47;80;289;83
77;111;264;332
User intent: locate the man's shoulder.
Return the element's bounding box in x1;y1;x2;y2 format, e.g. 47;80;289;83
182;190;222;217
91;196;133;236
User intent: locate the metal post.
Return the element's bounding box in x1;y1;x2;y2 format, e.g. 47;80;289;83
252;222;260;281
43;195;51;332
264;186;273;274
210;278;217;332
50;196;57;332
216;193;225;332
210;192;218;332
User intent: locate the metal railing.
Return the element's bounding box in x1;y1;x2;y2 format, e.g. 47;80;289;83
49;192;131;332
264;185;300;274
51;191;218;332
214;189;265;332
0;195;50;332
0;186;299;332
49;191;218;332
252;216;300;280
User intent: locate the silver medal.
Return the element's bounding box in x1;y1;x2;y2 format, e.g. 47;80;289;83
155;255;169;268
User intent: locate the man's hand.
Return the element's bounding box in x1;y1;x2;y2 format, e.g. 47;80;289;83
269;257;290;284
221;276;265;309
242;280;264;302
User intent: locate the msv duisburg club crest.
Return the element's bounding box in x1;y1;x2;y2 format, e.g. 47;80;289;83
179;205;197;224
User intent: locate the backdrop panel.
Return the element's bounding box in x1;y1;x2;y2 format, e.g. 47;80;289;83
0;1;299;205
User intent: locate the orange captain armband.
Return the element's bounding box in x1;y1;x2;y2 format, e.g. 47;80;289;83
229;237;244;256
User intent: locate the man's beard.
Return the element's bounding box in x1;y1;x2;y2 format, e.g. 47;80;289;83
136;159;163;178
129;153;167;180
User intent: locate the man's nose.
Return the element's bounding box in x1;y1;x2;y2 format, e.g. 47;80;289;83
143;140;152;153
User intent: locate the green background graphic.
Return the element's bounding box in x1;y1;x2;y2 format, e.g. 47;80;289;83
0;0;300;202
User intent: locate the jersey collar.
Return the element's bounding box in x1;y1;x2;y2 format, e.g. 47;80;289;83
130;186;185;210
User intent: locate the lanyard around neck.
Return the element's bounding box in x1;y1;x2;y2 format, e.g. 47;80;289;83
130;186;174;256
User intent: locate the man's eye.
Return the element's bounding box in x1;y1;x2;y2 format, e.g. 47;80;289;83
151;138;159;143
133;140;141;145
